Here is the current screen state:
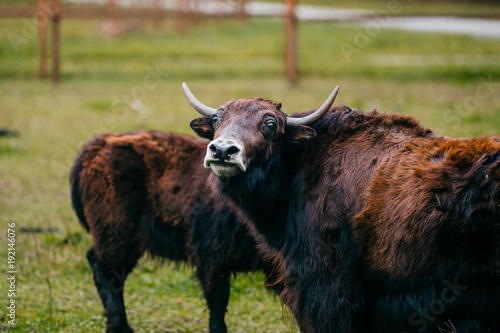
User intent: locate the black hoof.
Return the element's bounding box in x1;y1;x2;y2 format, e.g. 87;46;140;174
106;323;134;333
209;323;228;333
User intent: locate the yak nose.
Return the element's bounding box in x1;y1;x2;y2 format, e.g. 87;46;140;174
209;142;241;162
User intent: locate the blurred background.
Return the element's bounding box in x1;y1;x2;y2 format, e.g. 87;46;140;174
1;0;499;331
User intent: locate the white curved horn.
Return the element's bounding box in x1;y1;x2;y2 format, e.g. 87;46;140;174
182;82;218;117
286;86;339;126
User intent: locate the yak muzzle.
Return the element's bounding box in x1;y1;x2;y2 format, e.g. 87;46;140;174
204;138;246;177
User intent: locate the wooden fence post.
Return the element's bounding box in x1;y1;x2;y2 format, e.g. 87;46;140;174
38;0;48;79
51;0;60;82
237;0;247;19
175;0;188;34
109;0;119;22
153;0;161;29
284;0;298;83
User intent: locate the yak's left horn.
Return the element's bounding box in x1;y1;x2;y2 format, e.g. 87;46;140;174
286;86;339;126
183;82;218;117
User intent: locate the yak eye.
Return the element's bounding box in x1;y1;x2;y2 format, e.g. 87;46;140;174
262;118;278;139
265;120;277;130
212;115;220;124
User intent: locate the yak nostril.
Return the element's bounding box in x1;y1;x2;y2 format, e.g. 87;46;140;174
208;142;240;162
226;146;240;156
209;143;222;160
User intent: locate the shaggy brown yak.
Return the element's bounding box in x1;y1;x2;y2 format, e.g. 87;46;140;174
70;130;279;333
184;83;500;333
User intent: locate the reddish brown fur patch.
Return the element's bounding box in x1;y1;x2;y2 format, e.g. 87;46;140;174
354;136;500;278
194;98;500;331
74;130;209;265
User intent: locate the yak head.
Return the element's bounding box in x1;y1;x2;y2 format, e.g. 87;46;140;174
184;83;339;178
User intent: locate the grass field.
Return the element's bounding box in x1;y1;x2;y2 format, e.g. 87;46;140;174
1;2;499;332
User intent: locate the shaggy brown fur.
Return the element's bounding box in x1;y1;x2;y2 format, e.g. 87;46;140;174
355;136;500;277
189;96;500;333
70;130;278;333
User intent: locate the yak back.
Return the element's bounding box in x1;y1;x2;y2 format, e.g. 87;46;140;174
296;107;499;279
71;130;266;274
354;135;500;280
281;107;437;262
70;130;209;262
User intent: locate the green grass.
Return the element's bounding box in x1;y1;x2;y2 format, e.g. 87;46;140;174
0;8;499;333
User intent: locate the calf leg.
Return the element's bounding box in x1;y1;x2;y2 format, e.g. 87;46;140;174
197;267;231;333
87;246;139;333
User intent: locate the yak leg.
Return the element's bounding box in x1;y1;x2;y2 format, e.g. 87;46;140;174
87;246;139;333
197;267;231;333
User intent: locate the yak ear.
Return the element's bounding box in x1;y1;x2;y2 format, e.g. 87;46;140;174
190;117;214;140
285;125;317;145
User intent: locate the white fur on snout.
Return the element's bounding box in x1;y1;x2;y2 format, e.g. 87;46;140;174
204;137;247;176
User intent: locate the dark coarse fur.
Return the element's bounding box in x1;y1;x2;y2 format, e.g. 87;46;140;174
70;130;280;333
190;99;500;333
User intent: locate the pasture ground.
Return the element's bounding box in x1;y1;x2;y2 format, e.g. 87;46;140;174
1;1;499;332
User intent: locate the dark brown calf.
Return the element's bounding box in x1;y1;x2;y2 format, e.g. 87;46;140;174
185;83;500;333
70;130;279;333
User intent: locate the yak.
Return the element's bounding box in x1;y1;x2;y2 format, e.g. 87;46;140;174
70;130;280;333
184;82;500;333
